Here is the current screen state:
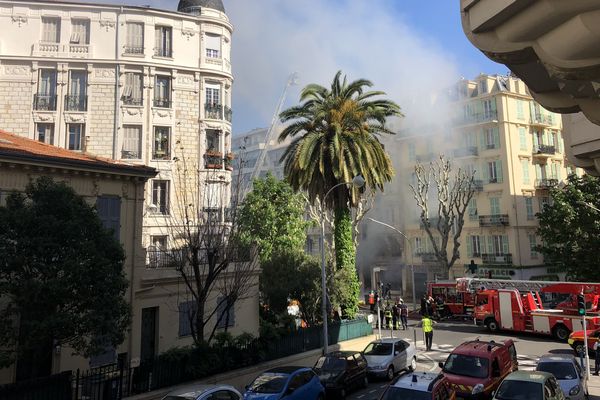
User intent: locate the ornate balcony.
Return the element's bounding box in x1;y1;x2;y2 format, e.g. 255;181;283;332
479;214;509;227
205;151;223;169
205;103;223;120
453;146;478;158
122;96;143;106
64;95;87;112
482;253;513;265
33;94;57;111
153;98;171;108
146;249;184;269
535;178;558;189
533;144;556;158
124;46;144;55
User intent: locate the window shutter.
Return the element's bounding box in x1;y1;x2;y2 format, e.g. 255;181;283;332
519;128;526;150
479;130;486;150
533;132;539;148
496;160;503;183
466;236;473;257
502;236;509;254
522;160;529;184
482;161;489;181
557;132;563;153
486;236;493;254
96;196;121;241
154;26;161;52
178;301;196;337
493;127;500;148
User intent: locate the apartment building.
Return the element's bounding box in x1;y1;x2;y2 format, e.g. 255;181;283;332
363;74;583;302
0;0;259;380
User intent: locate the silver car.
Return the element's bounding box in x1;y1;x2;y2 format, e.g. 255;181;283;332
162;384;242;400
536;354;588;400
363;338;417;380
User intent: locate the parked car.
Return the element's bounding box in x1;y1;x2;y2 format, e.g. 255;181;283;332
243;366;324;400
492;371;565;400
378;372;456;400
162;384;242;400
568;328;600;356
363;338;417;380
313;351;368;398
535;354;588;400
439;339;518;399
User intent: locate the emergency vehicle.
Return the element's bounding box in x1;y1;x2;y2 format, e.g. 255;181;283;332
472;279;600;341
428;281;476;317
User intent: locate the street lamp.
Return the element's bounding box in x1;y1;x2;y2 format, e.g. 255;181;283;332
320;175;365;355
367;218;417;313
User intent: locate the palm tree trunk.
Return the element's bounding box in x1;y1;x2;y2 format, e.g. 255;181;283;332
334;206;360;318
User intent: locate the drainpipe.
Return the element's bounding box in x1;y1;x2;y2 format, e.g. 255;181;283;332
503;86;524;279
127;180;140;366
112;6;123;159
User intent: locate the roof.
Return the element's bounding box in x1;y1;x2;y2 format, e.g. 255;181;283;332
538;354;577;363
166;384;238;398
504;371;553;383
178;0;225;13
325;351;358;357
392;372;441;392
372;338;403;344
0;130;156;178
453;340;507;357
266;366;307;374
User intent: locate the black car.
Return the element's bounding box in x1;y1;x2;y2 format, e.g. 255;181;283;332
313;351;369;399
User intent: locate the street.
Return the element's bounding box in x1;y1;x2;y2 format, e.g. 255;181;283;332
346;320;574;400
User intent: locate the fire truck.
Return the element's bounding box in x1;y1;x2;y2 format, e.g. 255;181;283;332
428;281;476;317
469;279;600;341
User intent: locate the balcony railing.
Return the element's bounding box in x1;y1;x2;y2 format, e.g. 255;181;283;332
457;111;498;125
535;178;558;189
154;47;172;58
224;105;232;122
147;249;184;269
531;114;554;126
33;94;57;111
453;146;478;158
473;179;484;191
416;153;436;163
481;253;513;265
64;95;87;112
205;152;223;169
122;96;143;106
153;98;171;108
420;252;437;262
124;46;144;55
479;214;509;227
533;144;556;156
205;103;223;120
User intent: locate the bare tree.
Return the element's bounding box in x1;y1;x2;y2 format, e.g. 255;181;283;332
410;155;476;276
155;140;259;346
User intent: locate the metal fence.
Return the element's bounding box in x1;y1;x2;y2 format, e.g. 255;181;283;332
0;319;372;400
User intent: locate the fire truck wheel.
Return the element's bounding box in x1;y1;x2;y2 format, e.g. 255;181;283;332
573;342;585;356
553;325;570;342
485;318;499;332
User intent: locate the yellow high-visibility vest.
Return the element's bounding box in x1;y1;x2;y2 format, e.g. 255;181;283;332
422;318;433;333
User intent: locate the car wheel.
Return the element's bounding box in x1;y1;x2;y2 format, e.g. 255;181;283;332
553;325;570;342
409;356;417;372
386;365;395;380
486;318;499;332
362;375;369;388
574;342;585;356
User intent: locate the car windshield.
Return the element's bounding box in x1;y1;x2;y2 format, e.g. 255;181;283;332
315;356;346;371
381;387;431;400
537;362;578;380
248;373;288;394
364;343;393;356
495;380;543;400
443;354;489;379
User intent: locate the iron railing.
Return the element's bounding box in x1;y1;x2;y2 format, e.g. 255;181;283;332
531;114;554;126
124;46;144;55
533;144;556;155
153;98;171;108
154;47;172;57
457;110;498;125
205;103;223;120
479;214;509;227
64;95;87;111
482;253;513;265
33;94;57;111
535;178;558;189
122;96;143;106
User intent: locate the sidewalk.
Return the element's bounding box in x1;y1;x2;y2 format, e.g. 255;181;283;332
589;374;600;399
125;334;377;400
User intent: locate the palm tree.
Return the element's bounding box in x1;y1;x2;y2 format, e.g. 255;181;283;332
279;70;402;316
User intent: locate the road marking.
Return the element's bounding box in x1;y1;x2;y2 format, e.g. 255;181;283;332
419;352;438;371
356;395;364;398
369;389;376;394
380;384;387;388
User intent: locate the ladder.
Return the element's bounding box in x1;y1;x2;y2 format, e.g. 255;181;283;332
460;278;557;293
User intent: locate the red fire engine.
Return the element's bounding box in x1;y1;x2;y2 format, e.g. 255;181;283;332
470;279;600;341
428;281;476;317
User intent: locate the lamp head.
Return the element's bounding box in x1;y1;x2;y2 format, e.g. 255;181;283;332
352;175;365;188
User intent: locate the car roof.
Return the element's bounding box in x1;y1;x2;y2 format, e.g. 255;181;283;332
453;340;507;357
371;338;403;344
504;371;553;383
266;366;308;374
538;354;577;363
165;384;238;398
324;351;358;357
391;372;442;392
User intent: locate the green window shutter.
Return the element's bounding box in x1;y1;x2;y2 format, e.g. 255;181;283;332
467;236;473;257
486;236;493;254
557;131;563;153
519;127;526;150
480;129;486;150
502;235;509;254
496;160;503;183
493;127;500;148
533;132;539;148
482;161;489;182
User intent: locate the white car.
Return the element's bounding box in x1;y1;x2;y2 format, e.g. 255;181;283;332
536;354;588;400
363;338;417;380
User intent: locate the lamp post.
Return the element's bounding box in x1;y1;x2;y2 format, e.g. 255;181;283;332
320;175;365;355
367;218;417;312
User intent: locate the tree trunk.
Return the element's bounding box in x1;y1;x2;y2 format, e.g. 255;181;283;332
334;206;360;318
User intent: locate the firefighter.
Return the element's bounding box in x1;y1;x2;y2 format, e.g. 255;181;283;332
417;314;437;351
385;306;393;330
399;300;409;330
392;302;399;330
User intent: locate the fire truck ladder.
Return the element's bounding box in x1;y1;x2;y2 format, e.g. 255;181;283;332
463;278;560;293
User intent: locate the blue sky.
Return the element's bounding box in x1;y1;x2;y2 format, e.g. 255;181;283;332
116;0;506;134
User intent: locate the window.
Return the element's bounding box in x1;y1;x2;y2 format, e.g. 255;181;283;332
35;69;57;110
468;198;477;220
216;296;235;329
70;19;89;44
487;160;503;183
479;79;488;94
408;143;416;161
488;235;509;255
178;301;196;337
125;22;144;54
123;72;143;105
516;100;524;120
483;127;500;149
519;127;527;150
521;160;530;185
206;85;221;105
556;131;564;153
153;126;171;160
154;25;172;57
206;129;221;152
150;235;167;250
483;98;496;119
490;197;500;215
207;390;240;400
154;76;171;108
66;70;87;111
467;235;481;257
122;125;142;159
550;162;559;180
67;123;84;150
36;123;54;144
414;237;423;255
205;33;221;58
42;17;60;43
528;234;538;259
152;180;169;214
96;196;121;241
204;182;223;210
525;197;534;220
540;196;550;211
